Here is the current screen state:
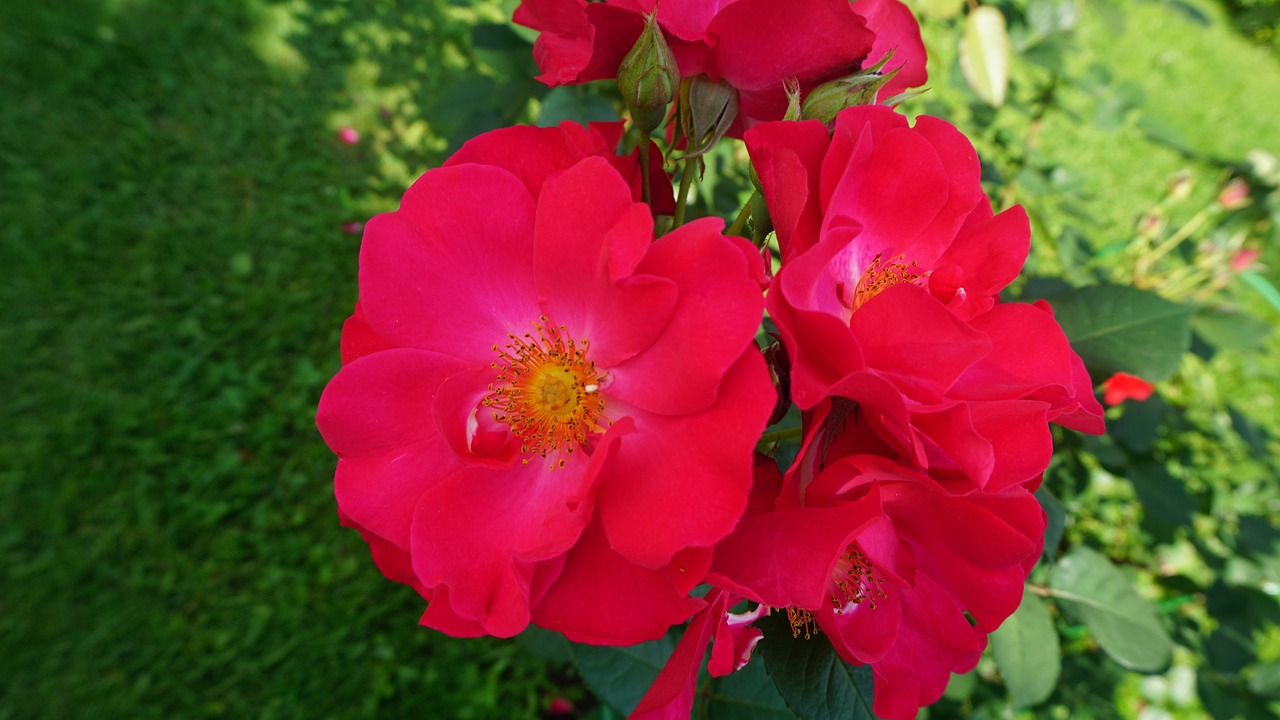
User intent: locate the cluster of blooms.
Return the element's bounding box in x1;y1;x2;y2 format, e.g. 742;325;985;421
316;1;1104;718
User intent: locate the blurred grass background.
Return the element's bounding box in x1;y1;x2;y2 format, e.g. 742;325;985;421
0;0;1276;718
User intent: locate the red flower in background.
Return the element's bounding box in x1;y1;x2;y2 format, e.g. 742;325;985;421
316;122;773;644
1103;371;1155;405
514;0;926;131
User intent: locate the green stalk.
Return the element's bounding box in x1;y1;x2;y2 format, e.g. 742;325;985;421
672;155;697;228
639;135;652;207
726;192;756;237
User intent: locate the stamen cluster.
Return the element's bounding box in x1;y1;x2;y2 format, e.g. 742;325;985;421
483;317;606;469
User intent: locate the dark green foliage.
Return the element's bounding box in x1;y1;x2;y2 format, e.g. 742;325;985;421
757;612;877;720
1051;284;1192;382
570;635;673;714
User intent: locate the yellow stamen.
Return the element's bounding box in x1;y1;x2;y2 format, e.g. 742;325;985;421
787;607;820;639
482;317;608;469
839;253;922;310
829;544;887;612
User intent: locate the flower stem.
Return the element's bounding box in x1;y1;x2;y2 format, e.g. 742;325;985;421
1137;206;1213;280
672;155;698;228
726;192;756;237
639;135;652;207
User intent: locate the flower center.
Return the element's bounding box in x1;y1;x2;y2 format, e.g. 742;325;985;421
828;544;886;612
483;316;608;469
785;543;887;639
838;252;922;311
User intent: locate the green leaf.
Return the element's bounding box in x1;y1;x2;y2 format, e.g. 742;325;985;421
1026;0;1079;36
1191;307;1272;353
1207;622;1257;677
1240;270;1280;316
991;590;1061;708
1197;667;1277;720
1050;546;1173;672
1248;660;1280;699
1036;485;1066;561
959;6;1012;107
1109;396;1165;453
515;625;571;664
1128;461;1193;528
912;0;965;21
1229;406;1272;456
705;656;792;720
1049;284;1192;382
758;612;878;720
570;635;675;714
536;85;618;128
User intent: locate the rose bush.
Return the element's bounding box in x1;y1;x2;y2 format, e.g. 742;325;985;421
315;2;1128;714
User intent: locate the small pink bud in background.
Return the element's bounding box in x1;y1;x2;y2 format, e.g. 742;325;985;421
1231;247;1262;272
548;696;574;716
1217;177;1250;210
338;127;360;145
1168;170;1193;200
1138;212;1163;237
341;221;364;235
1103;372;1155;406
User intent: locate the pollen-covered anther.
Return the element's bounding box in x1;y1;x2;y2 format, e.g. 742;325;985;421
828;544;887;612
840;252;922;310
786;607;821;640
483;316;609;469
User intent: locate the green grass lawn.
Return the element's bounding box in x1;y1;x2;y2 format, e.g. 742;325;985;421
0;1;560;717
2;0;1277;718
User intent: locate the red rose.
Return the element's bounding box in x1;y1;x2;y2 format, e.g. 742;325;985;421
316;122;773;643
752;106;1102;491
707;452;1043;720
515;0;926;131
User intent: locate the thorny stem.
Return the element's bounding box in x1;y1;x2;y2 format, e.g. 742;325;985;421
1135;207;1214;281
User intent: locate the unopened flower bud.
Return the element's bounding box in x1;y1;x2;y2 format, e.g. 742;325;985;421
1231;247;1261;272
1168;170;1193;200
1217;177;1251;210
1138;211;1163;238
800;52;898;125
680;75;739;158
617;12;680;135
548;697;575;716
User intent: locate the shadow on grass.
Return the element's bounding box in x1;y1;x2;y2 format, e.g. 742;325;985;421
0;1;563;717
